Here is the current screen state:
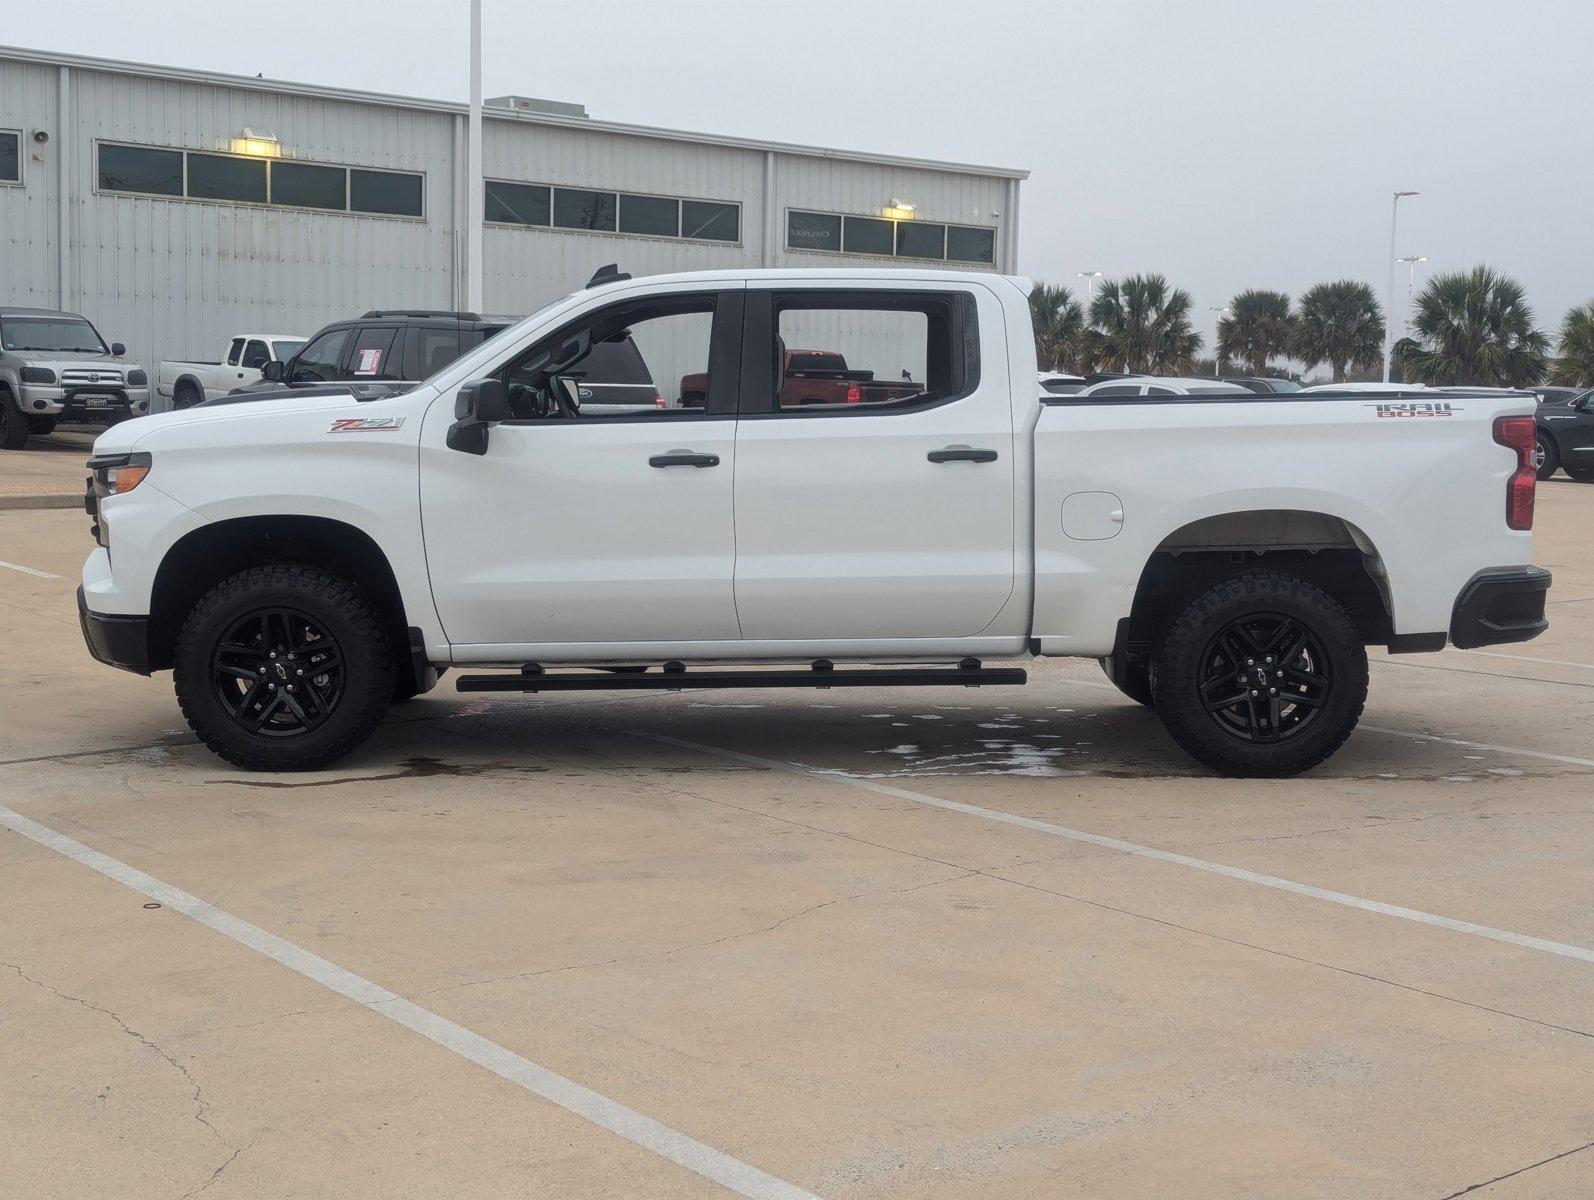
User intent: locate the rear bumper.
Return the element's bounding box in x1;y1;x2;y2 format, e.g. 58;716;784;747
77;585;151;675
1449;566;1551;649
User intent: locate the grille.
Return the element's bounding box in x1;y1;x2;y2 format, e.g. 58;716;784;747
61;369;124;384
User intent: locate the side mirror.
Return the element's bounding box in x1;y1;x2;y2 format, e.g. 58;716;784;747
261;360;285;382
447;378;509;455
111;342;127;357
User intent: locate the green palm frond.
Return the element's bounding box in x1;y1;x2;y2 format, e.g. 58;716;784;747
1217;290;1293;375
1550;301;1594;388
1293;281;1384;383
1028;282;1087;372
1402;265;1549;387
1088;274;1202;374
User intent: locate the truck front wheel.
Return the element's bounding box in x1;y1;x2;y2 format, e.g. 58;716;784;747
173;564;396;770
1151;571;1367;777
0;393;29;450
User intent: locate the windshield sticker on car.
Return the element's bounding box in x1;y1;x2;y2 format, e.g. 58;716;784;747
354;349;383;375
1365;402;1457;418
329;417;405;432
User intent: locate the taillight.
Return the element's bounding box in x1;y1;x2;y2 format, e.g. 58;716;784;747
1493;415;1536;531
654;390;667;409
845;384;862;404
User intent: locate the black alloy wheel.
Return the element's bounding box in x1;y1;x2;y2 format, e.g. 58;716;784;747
211;607;345;737
1196;613;1330;744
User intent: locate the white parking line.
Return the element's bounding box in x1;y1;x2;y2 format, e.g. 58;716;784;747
639;733;1594;966
0;559;60;580
0;803;820;1200
1358;725;1594;770
1460;648;1594;671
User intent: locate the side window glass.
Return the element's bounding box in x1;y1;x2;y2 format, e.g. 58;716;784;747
499;296;716;420
1146;386;1177;396
1090;384;1140;397
288;328;351;383
768;293;974;412
348;327;401;379
414;328;463;377
242;339;271;369
226;337;245;366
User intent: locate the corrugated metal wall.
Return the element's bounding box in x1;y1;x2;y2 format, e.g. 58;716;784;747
1;50;1016;376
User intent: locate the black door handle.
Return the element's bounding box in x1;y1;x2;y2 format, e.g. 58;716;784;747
649;452;720;468
927;447;998;464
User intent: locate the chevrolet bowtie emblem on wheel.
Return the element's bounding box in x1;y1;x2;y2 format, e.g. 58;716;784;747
328;417;405;432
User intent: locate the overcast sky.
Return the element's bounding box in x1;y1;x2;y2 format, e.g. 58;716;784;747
10;0;1592;339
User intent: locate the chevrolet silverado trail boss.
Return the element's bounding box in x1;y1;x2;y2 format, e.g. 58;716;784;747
78;267;1551;775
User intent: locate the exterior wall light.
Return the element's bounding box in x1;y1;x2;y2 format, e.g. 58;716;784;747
231;128;282;157
881;199;916;221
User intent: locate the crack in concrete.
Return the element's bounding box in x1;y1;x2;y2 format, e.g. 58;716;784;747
2;960;244;1189
419;869;975;998
1436;1138;1594;1198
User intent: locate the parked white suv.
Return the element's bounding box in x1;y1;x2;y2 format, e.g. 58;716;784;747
1075;376;1249;398
79;269;1549;776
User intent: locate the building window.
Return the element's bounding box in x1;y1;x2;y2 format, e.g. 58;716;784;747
843;215;895;256
94;141;423;219
619;193;679;237
946;224;997;264
350;168;424;217
187;152;267;203
787;206;997;266
486;180;549;226
681;200;738;242
98;143;183;196
554;187;618;231
0;131;20;185
270;160;346;210
489;180;740;244
895;221;947;260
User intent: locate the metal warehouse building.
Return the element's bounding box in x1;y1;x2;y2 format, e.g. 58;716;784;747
0;45;1026;372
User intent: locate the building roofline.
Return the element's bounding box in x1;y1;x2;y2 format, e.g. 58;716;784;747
0;44;1030;181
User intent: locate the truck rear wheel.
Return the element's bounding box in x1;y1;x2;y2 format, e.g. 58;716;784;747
173;381;202;410
1151;571;1367;776
173;564;396;771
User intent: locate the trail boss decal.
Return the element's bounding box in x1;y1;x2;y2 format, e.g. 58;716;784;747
1365;402;1458;418
328;417;406;433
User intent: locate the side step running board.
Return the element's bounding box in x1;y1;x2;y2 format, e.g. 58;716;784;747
455;660;1028;693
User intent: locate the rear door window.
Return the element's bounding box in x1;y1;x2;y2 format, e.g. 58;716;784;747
348;326;402;379
411;327;463;378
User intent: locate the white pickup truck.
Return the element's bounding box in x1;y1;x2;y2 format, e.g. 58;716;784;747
156;333;306;410
79;267;1550;776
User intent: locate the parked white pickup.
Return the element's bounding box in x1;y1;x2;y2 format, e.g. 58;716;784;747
156;333;305;411
82;269;1550;776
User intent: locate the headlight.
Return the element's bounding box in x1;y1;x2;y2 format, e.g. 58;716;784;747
20;366;56;384
88;451;153;499
126;369;148;386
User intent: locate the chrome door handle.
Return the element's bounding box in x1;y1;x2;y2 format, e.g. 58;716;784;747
649;451;720;468
927;446;998;464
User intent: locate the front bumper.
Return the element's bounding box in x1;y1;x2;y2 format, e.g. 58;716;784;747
77;585;151;675
1449;566;1551;649
19;384;150;422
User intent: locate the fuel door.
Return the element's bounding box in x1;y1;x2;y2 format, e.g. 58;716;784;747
1061;491;1125;541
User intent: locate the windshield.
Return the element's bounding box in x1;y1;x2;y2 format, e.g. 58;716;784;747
272;339;306;361
1;316;109;354
1265;378;1303;392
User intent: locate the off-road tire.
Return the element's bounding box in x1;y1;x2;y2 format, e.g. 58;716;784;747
1101;655;1155;707
173;564;396;770
1151;571;1367;776
0;392;29;450
1535;433;1560;480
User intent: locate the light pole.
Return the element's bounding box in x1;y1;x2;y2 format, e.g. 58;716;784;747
1383;191;1419;380
1076;270;1103;309
465;0;484;313
1210;305;1231;377
1396;255;1428;343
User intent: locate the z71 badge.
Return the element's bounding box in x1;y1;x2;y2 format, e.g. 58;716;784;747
1365;402;1457;418
328;417;406;433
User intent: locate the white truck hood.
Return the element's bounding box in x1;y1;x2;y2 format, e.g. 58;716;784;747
90;389;386;456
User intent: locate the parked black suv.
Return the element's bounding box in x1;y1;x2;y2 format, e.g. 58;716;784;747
227;310;518;397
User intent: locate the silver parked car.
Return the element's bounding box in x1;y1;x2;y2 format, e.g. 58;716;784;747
0;307;151;449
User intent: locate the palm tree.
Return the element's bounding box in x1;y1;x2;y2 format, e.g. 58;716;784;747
1549;301;1594;388
1401;266;1549;387
1293;281;1384;382
1217;290;1293;375
1028;282;1086;373
1087;274;1201;374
